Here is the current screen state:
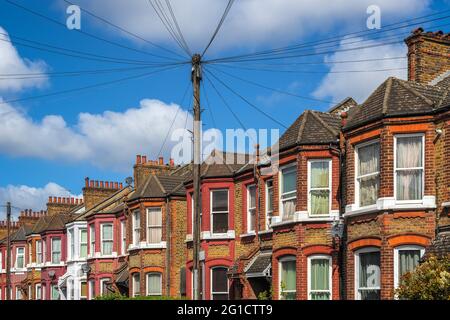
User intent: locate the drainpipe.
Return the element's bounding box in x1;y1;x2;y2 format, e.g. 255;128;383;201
165;194;171;297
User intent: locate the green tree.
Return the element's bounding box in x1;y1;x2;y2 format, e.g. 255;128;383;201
395;255;450;300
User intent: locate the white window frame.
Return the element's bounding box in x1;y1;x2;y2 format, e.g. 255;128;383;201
393;245;424;289
132;273;140;297
89;224;95;256
28;242;32;266
28;284;31;300
50;284;59;300
16;247;25;269
36;240;42;265
355;139;380;208
133;210;141;246
279;163;297;220
147;207;163;244
35;284;41;300
146;272;162;296
210;189;229;235
99;278;110;296
100;223;114;256
278;256;296;300
265;179;274;230
79;228;88;259
307;255;332;300
394;133;425;203
69;229;75;260
0;250;3;271
354;247;381;300
51;237;62;264
120;220;126;255
307;159;332;217
16;286;22;300
89;279;95;300
210;266;229;300
42;239;46;263
247;184;257;233
80;280;87;300
42;285;46;300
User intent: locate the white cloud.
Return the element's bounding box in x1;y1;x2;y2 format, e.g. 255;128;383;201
0;26;48;92
0;183;80;216
65;0;430;55
313;37;408;103
0;99;193;171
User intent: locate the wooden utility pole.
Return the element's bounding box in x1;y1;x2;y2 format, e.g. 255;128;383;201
191;53;202;300
6;202;11;300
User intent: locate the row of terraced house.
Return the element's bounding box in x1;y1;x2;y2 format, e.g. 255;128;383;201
0;28;450;301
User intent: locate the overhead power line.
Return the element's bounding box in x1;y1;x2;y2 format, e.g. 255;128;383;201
202;0;235;57
61;0;185;60
165;0;192;56
0;65;183;106
4;0;176;61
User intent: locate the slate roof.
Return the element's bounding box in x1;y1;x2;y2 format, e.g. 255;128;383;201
423;225;450;260
128;174;186;201
278;110;341;151
77;186;133;220
41;214;73;233
344;76;450;130
26;215;53;235
114;262;129;288
0;224;33;244
244;251;272;277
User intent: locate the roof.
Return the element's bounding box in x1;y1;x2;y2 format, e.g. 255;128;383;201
0;224;33;244
113;262;129;288
423;225;450;260
328;97;358;115
26;215;53;235
344;76;450;130
128;173;186;201
244;251;272;278
278;110;341;150
79;186;132;220
41;214;73;233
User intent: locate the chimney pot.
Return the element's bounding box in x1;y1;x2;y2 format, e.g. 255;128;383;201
114;182;119;189
58;197;62;203
48;196;52;203
159;157;164;165
142;156;147;164
119;183;123;189
136;155;142;165
85;177;89;188
105;181;109;188
53;197;57;203
170;158;175;167
100;181;104;188
95;181;99;188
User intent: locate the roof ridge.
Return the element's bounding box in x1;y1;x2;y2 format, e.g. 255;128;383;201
382;77;394;115
397;79;435;106
437;89;449;108
153;175;166;194
310;111;338;136
296;111;309;144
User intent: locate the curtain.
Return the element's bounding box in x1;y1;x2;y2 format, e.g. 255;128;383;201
249;209;256;231
358;143;380;206
399;250;420;282
52;239;61;263
310;259;330;300
396;137;423;201
311;162;329;188
148;209;162;243
311;191;330;215
359;251;380;300
282;199;296;221
133;274;140;296
281;260;296;300
147;274;162;295
80;230;87;258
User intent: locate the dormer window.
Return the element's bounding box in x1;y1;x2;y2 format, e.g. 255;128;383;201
395;134;424;201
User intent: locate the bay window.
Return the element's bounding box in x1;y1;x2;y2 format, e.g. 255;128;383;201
69;229;75;259
132;273;140;297
265;179;274;229
211;189;229;234
28;242;32;265
308;160;331;216
36;240;42;264
355;248;380;300
356;141;380;207
308;256;332;300
51;238;61;264
395;135;424;201
146;273;162;296
247;185;257;232
121;220;126;255
16;286;22;300
147;208;162;244
101;223;113;255
80;281;87;300
211;267;229;300
35;284;41;300
394;246;424;288
51;285;59;300
133;210;141;245
89;280;95;300
80;229;88;258
16;247;24;269
89;224;95;255
280;165;296;220
279;256;296;300
100;278;110;296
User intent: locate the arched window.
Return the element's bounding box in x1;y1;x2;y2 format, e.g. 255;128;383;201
146;272;162;296
210;267;228;300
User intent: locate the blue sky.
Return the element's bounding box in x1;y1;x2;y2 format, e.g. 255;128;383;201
0;0;448;215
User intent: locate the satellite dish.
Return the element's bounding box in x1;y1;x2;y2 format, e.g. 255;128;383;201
125;177;134;186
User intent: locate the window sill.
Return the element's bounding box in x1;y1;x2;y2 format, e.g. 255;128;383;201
202;230;235;240
271;211;339;227
128;242;167;251
66;258;87;263
442;202;450;208
43;262;65;267
87;252;118;259
344;196;436;217
240;232;256;238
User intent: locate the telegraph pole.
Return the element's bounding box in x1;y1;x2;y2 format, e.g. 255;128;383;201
192;53;202;300
6;202;11;300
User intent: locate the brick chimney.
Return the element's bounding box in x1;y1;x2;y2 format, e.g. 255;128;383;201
47;197;82;216
405;28;450;85
83;177;123;210
133;155;177;188
0;220;20;240
17;209;46;227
